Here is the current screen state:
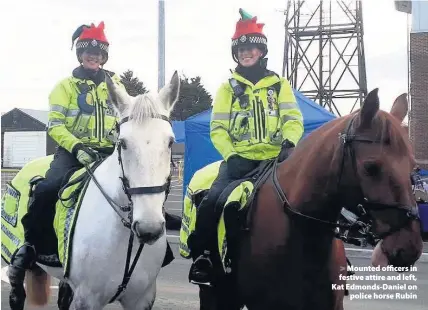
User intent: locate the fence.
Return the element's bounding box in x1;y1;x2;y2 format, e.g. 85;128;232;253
1;168;20;194
171;160;184;181
1;160;185;196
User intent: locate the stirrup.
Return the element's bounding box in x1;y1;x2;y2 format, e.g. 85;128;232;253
189;252;213;286
190;278;213;287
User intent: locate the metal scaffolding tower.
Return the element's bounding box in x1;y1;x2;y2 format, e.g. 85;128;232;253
282;0;368;116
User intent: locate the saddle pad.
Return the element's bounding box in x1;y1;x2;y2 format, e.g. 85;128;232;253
179;160;256;272
54;164;92;277
1;156;56;265
217;180;254;272
1;154;95;276
179;161;222;258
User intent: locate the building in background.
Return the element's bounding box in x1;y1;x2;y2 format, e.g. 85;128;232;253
396;1;428;169
1;108;57;168
409;1;428;169
1;108;186;193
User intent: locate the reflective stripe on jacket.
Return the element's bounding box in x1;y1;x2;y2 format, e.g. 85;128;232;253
210;71;304;161
47;71;125;153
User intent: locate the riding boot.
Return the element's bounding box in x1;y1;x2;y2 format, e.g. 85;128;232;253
8;242;37;310
187;201;216;286
9;194;39;310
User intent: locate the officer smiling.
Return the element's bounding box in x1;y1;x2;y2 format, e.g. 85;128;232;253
187;8;304;286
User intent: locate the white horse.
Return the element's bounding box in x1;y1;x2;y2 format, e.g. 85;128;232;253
21;72;180;309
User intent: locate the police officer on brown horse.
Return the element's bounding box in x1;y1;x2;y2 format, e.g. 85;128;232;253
187;8;304;286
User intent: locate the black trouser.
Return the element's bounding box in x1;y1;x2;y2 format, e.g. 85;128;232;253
189;157;261;256
21;147;82;245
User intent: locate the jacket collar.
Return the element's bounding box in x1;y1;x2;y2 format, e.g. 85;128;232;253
232;70;281;90
72;66;106;86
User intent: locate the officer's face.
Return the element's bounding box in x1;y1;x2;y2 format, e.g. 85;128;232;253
81;50;103;70
237;45;263;67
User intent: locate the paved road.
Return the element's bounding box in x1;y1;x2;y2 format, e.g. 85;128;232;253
2;176;428;309
2;245;427;309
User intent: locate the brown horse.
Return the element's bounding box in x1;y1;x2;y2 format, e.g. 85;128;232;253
200;89;423;310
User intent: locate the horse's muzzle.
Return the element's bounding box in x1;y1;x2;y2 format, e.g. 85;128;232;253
131;220;165;244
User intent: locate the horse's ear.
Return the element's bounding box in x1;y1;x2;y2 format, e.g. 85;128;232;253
106;74;130;115
390;93;408;123
158;71;180;114
359;88;380;127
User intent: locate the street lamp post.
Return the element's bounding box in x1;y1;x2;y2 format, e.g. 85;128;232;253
158;0;165;91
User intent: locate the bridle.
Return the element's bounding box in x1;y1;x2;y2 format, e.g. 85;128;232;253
83;114;173;303
272;113;420;242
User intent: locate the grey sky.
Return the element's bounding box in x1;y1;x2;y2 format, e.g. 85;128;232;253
0;0;411;116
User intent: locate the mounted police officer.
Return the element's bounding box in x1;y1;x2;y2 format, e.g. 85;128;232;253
8;21;125;302
187;8;304;286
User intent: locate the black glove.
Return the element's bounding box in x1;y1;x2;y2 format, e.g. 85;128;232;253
226;155;256;179
278;139;295;162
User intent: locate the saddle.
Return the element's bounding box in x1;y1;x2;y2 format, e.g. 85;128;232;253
214;159;275;223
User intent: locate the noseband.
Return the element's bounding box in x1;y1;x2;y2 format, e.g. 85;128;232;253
83;114;173;303
86;115;172;228
272;113;420;240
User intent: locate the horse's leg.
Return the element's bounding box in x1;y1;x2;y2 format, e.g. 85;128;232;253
25;266;51;306
119;282;156;310
330;238;347;310
58;281;74;310
70;285;103;310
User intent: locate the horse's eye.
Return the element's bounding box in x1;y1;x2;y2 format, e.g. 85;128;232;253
120;139;127;150
364;161;381;177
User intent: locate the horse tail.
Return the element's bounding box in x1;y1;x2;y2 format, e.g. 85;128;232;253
25;266;51;306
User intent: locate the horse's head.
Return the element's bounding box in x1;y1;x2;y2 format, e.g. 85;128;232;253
339;89;422;269
106;72;180;244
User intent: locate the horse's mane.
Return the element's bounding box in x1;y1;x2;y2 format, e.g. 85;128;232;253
128;93;166;124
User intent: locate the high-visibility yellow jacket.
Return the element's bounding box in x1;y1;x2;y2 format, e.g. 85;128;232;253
210;71;304;161
47;69;125;153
